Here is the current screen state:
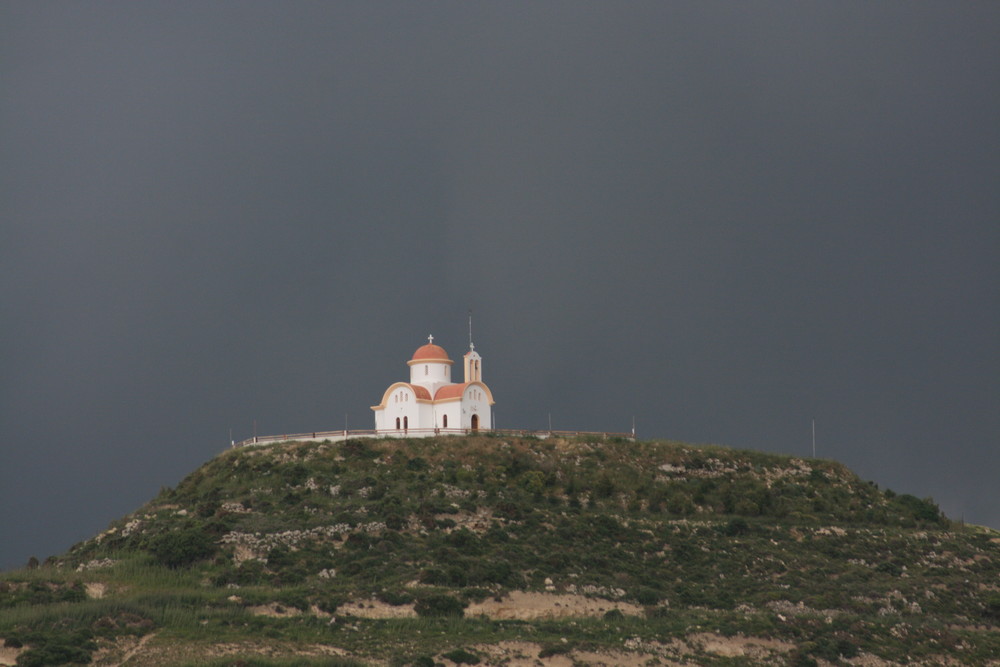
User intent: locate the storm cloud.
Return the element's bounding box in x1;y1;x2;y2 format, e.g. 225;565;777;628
2;2;998;568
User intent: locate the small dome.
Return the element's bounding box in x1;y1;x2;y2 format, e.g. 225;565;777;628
411;343;451;362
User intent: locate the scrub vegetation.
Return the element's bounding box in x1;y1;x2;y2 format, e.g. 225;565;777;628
2;435;999;665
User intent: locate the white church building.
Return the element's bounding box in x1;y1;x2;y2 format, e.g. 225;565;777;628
371;336;495;435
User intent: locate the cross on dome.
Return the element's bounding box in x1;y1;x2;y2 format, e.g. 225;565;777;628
428;334;434;344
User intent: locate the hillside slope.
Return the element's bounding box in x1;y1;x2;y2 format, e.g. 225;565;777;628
2;435;999;666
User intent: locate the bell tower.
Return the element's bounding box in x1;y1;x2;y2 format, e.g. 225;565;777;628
463;311;482;383
464;345;482;383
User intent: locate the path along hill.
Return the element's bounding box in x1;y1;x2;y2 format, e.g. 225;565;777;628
2;435;999;666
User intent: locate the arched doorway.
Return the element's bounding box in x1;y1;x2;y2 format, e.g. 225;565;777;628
470;414;479;432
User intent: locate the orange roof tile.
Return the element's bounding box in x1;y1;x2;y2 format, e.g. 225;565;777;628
411;343;451;362
434;383;468;400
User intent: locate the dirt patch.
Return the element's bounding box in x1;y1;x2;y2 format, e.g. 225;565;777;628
687;633;794;659
0;643;23;667
470;641;681;667
332;592;642;621
338;599;417;618
572;649;679;666
466;591;643;620
248;603;304;618
86;582;107;599
91;639;352;667
90;632;158;667
472;642;573;667
438;507;496;534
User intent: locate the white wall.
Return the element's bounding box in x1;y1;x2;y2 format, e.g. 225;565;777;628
460;383;492;429
410;361;452;398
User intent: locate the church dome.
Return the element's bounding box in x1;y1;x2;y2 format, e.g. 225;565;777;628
409;343;452;364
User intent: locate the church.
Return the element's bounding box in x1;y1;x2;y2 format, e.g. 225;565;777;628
371;336;495;435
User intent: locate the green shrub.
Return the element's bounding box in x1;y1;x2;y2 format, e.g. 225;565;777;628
984;595;1000;621
12;630;96;667
460;588;492;603
634;587;661;605
441;648;480;664
893;494;943;524
594;473;616;498
722;517;750;536
16;643;92;667
789;648;818;667
147;526;215;568
414;593;466;617
538;642;574;658
377;590;414;606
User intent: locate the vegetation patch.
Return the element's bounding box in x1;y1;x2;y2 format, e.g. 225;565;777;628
2;435;998;665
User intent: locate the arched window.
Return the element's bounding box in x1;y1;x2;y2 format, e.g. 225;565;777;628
443;415;448;428
425;365;428;375
403;416;409;430
395;417;400;430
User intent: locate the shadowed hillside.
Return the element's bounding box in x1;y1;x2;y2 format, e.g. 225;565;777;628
2;435;999;666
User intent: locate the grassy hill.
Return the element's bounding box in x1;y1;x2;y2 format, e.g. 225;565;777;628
2;435;999;666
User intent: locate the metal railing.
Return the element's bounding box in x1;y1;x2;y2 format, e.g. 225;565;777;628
232;427;633;448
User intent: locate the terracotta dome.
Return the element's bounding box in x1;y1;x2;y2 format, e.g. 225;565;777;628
410;343;452;363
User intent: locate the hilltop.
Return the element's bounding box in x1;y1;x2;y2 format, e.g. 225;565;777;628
2;435;999;666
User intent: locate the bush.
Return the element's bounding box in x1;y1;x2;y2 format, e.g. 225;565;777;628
984;595;1000;621
377;590;414;606
809;636;859;661
538;642;574;658
634;587;661;606
894;494;943;524
147;526;215;568
441;648;479;664
414;593;466;618
789;649;818;667
13;631;96;667
722;517;750;536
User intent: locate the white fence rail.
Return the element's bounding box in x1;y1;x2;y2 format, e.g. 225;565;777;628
233;427;633;448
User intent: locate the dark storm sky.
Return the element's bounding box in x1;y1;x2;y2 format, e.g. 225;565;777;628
2;2;998;569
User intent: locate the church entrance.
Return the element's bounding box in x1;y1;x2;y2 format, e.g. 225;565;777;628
470;414;479;432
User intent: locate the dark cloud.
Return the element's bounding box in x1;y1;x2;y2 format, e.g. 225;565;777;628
2;2;998;568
